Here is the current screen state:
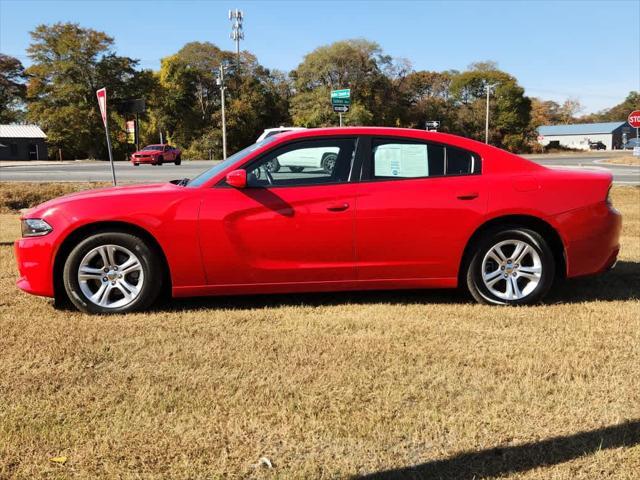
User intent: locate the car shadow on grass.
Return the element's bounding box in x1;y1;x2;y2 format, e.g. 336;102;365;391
158;261;640;312
546;260;640;304
353;419;640;480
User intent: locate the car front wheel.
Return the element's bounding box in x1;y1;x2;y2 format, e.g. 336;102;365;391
62;232;163;314
466;228;555;305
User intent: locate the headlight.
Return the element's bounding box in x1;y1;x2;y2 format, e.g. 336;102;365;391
21;218;53;237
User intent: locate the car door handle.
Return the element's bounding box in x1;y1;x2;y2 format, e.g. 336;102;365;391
327;203;350;212
457;192;479;200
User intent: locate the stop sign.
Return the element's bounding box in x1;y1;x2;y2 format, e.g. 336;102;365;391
628;110;640;128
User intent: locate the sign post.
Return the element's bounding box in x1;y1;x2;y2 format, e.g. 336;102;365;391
628;110;640;144
331;89;351;127
96;88;117;186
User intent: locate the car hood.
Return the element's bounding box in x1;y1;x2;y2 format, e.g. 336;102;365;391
133;149;162;155
23;183;177;218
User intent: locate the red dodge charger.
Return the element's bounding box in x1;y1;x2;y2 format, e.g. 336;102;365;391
15;128;621;314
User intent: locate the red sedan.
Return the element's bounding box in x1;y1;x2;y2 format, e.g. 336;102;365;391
15;128;621;314
130;144;181;166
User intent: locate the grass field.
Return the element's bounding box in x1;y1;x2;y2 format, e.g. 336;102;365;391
0;186;639;479
603;155;640;166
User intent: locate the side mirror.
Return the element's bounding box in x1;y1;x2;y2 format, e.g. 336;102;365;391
226;169;247;188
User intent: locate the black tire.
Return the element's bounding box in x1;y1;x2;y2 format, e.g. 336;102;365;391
175;155;181;166
465;228;555;306
133;163;139;167
321;153;337;174
62;232;163;314
157;156;163;166
289;166;304;173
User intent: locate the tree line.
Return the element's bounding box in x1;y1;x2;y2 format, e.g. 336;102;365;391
1;23;638;159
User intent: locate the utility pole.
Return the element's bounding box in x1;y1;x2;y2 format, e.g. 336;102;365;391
229;9;244;71
485;82;498;144
217;64;227;160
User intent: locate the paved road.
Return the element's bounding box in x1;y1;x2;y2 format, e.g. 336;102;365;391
1;153;638;185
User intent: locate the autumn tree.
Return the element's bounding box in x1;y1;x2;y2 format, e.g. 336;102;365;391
25;23;155;159
580;91;639;122
0;54;27;123
399;70;457;130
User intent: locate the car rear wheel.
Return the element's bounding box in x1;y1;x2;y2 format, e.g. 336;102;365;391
321;153;337;173
157;156;163;166
175;155;181;166
466;228;555;305
62;232;163;314
133;163;139;166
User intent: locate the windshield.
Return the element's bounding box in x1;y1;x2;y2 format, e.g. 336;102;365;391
143;145;163;151
187;137;277;187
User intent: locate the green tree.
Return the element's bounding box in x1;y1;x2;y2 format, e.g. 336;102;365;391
154;42;291;158
449;62;531;151
25;23;155;159
0;54;27;123
290;39;403;127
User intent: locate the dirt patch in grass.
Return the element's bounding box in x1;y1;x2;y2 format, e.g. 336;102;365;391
0;182;109;214
601;155;640;166
1;187;639;478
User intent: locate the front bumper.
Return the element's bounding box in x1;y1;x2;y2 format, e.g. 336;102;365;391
554;201;622;278
131;156;158;164
14;237;56;297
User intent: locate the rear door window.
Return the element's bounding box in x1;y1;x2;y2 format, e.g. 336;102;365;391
368;138;480;180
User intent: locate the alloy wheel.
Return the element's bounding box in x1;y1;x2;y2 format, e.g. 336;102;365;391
480;239;542;301
77;244;144;309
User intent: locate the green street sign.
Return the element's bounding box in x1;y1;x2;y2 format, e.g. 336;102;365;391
331;89;351;106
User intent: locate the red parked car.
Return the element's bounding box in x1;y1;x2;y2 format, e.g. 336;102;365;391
131;144;181;166
15;127;621;314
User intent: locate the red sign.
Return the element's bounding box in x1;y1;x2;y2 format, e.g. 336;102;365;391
96;88;107;127
629;110;640;128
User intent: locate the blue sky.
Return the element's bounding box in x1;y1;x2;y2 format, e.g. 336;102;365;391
1;0;638;113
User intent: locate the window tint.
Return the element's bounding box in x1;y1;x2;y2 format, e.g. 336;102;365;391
446;146;478;175
370;138;479;180
247;138;356;187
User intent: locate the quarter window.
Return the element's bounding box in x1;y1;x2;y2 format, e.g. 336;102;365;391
370;138;479;179
246;138;357;187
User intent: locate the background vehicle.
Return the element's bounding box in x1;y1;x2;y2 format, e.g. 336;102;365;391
130;144;181;166
622;138;640;150
588;141;606;150
256;127;305;142
15;128;621;314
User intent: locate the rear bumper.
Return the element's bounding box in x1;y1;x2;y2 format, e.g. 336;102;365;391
14;237;55;297
553;202;622;278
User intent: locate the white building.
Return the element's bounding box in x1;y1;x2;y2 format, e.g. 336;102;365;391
537;121;632;150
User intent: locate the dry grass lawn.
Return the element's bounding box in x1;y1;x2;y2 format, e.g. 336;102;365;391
603;155;640;166
0;187;639;479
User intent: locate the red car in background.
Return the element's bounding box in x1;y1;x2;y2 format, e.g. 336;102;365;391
131;144;181;166
15;127;621;314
